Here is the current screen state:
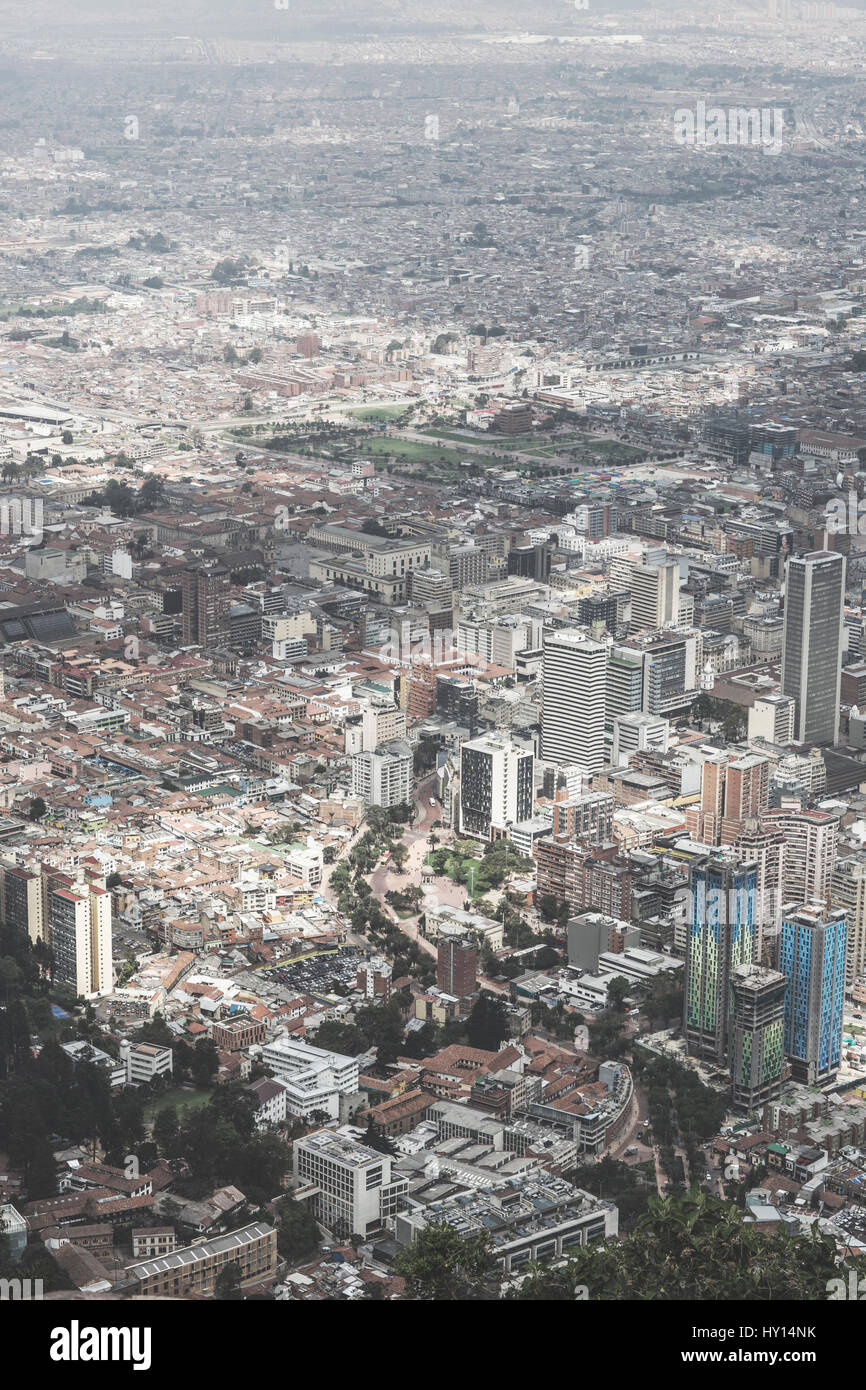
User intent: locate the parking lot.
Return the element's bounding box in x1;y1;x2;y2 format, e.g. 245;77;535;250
262;947;362;998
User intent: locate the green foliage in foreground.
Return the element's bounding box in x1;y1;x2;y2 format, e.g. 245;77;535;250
508;1188;847;1301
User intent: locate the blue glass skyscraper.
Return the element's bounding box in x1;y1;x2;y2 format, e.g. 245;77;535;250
780;904;847;1086
685;853;757;1065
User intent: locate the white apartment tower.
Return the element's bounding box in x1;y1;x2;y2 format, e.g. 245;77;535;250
458;733;534;841
540;629;608;772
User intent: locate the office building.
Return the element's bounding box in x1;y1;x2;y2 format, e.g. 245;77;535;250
780;904;847;1086
449;544;488;592
507;536;552;583
781;550;845;746
458;733;533;841
293;1129;408;1240
684;854;757;1065
260;1037;359;1122
541;629;607;771
611;712;670;767
182;561;230;649
729;965;787;1111
410;567;453;609
628;561;680;634
748;694;796;746
437;937;477;998
605;646;644;723
567;911;640;972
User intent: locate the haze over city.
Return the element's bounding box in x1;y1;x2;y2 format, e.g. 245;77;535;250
0;0;864;1352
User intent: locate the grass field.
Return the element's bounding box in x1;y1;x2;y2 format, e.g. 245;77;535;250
146;1086;212;1123
346;406;407;421
357;436;502;470
421;427;531;451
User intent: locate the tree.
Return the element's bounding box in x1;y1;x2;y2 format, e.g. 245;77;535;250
465;992;510;1052
537;893;561;922
312;1021;365;1056
396;1224;498;1300
508;1188;849;1301
189;1038;219;1087
153;1104;181;1159
61;431;73;445
214;1261;243;1300
273;1195;321;1263
606;976;631;1012
28;797;47;822
137;474;166;510
391;842;409;872
362;1119;397;1155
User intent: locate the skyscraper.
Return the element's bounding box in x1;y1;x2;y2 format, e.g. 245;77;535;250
458;733;533;841
541;629;607;771
182;561;230;649
684;853;757;1065
781;550;845;746
780;904;846;1086
729;964;787;1112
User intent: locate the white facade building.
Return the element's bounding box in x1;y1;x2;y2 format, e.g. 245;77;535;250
540;629;607;772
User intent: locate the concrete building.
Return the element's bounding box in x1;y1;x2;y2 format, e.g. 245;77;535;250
748;694;796;746
611;712;670;767
351;739;412;809
126;1222;277;1297
781;550;845;746
762;808;838;905
360;703;407;753
48;871;112;999
831;856;866;991
396;1174;617;1273
121;1040;173;1085
541;629;607;771
293;1129;408;1239
567;911;640;971
729;964;787;1112
628;561;680;634
260;1037;360;1122
458;732;533;841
